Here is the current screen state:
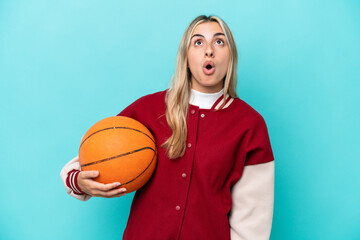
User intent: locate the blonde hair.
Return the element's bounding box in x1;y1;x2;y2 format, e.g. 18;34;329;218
162;15;238;159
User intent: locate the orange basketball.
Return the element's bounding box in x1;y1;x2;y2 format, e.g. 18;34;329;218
79;116;157;193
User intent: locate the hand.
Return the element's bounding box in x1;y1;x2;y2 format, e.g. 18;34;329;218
77;171;127;198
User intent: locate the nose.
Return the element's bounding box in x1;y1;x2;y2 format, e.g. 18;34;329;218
205;45;214;57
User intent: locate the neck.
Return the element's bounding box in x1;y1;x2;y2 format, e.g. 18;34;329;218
189;88;224;109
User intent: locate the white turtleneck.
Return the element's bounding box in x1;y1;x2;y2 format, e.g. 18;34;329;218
189;88;224;109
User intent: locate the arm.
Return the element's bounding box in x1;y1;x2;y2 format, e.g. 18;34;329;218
229;161;275;240
60;156;128;200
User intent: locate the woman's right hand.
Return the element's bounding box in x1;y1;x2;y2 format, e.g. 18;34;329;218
77;171;127;198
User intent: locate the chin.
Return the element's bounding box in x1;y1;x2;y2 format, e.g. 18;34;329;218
203;81;223;88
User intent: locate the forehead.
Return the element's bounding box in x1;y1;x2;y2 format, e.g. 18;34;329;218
192;21;224;35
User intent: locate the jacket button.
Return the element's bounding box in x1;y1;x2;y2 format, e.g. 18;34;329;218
176;205;181;211
182;173;187;178
191;109;195;114
201;113;205;118
187;143;192;148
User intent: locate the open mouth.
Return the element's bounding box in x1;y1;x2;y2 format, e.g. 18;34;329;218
203;61;215;69
203;61;215;75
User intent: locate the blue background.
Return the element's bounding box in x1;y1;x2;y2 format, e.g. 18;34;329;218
0;0;359;239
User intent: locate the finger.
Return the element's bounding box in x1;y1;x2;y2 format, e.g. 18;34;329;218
99;182;122;191
80;170;99;179
112;192;128;198
90;181;122;191
104;188;127;198
93;188;127;198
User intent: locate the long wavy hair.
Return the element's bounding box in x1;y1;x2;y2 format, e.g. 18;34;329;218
162;15;238;159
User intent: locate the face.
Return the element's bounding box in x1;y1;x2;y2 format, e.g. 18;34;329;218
187;21;231;93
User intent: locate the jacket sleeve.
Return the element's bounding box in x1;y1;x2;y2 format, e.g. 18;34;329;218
229;110;275;239
60;155;92;201
229;161;274;240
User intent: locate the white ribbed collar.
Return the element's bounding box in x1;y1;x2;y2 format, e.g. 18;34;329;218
189;88;224;110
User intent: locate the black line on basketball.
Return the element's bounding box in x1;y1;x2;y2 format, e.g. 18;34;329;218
119;149;157;187
80;126;155;149
80;147;155;167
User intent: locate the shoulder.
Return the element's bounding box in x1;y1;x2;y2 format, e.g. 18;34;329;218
231;98;268;128
117;90;167;117
232;98;265;120
133;90;167;106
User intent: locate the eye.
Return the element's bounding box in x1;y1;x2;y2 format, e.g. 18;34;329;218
194;40;203;46
216;39;224;45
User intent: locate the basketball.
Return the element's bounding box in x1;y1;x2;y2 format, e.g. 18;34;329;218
78;116;157;193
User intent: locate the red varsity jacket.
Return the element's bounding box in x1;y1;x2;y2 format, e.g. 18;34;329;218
117;90;274;240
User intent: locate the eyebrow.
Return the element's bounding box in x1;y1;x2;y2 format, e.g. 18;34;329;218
190;32;225;40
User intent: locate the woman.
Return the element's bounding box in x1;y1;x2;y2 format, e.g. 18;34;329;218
60;15;275;240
